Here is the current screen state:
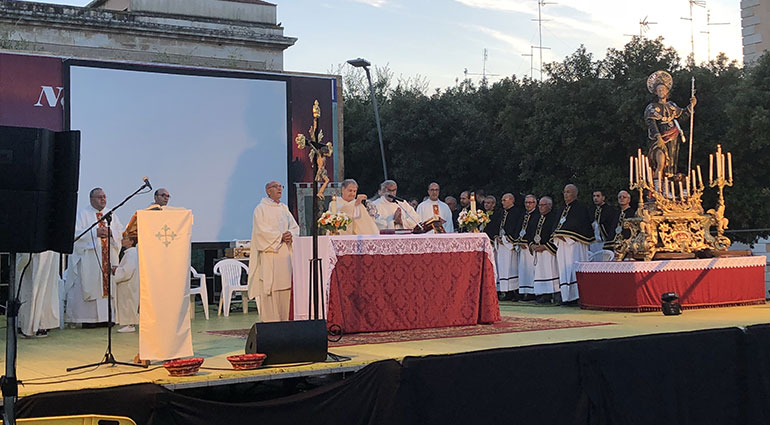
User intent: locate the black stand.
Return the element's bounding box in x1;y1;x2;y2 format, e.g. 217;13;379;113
308;156;325;321
2;253;19;425
67;183;150;372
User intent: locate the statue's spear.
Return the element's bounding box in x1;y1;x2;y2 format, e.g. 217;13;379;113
688;76;696;175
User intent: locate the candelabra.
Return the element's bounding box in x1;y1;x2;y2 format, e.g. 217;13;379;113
615;146;733;261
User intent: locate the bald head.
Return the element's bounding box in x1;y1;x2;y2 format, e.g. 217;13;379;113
265;180;283;202
538;196;553;214
501;193;514;210
563;184;578;204
154;188;170;206
618;190;631;208
459;191;470;207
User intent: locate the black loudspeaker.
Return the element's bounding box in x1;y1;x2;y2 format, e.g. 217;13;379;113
0;126;80;253
245;320;328;365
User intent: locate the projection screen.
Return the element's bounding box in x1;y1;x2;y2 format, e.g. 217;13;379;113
69;64;288;242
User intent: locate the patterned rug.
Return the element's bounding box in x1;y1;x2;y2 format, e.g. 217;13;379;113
204;316;614;347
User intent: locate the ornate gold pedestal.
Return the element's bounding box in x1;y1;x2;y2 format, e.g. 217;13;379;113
615;146;733;261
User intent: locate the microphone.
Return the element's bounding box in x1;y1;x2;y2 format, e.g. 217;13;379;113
142;176;152;190
386;194;406;202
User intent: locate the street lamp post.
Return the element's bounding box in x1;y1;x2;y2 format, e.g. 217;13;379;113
347;57;388;181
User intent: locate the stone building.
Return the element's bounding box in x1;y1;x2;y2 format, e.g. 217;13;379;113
0;0;296;71
742;0;770;63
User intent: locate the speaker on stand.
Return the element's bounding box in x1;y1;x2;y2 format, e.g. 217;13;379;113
0;125;80;425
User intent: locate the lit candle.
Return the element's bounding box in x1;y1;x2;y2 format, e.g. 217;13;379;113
697;165;703;189
331;195;337;213
658;168;663;192
470;193;476;212
719;154;727;179
727;152;733;182
717;145;723;180
709;154;713;183
629;156;633;186
716;153;722;180
647;163;653;186
635;156;641;184
690;171;695;193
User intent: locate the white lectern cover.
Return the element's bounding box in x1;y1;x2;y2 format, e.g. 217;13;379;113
137;208;194;360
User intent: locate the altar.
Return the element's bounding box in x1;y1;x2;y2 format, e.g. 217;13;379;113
291;233;500;333
575;256;767;312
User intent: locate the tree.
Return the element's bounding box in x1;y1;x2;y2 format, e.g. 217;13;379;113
340;42;770;243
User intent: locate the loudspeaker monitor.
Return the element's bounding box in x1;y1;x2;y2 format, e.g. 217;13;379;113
0;125;79;253
245;320;328;365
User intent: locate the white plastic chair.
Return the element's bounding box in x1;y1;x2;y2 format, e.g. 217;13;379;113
189;266;209;320
589;249;616;262
214;259;250;316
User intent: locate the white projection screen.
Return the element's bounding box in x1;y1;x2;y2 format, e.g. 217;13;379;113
69;64;288;242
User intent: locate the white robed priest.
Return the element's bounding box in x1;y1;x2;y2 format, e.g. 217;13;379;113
112;237;139;333
337;178;379;235
248;181;299;322
16;251;61;337
371;179;418;230
416;182;454;233
65;188;123;325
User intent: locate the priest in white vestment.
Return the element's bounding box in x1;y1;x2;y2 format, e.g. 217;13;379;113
16;251;60;337
65;188;123;324
371;180;418;230
338;179;379;235
248;181;300;322
113;237;139;333
416;182;454;233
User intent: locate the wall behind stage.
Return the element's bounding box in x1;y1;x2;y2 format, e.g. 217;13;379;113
69;65;288;242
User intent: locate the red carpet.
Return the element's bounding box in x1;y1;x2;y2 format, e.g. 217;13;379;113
204;316;614;347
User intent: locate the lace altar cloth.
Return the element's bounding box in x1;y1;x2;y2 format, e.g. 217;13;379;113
291;233;500;331
575;256;766;273
575;256;767;311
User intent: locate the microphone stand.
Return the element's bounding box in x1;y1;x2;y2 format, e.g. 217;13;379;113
67;181;150;371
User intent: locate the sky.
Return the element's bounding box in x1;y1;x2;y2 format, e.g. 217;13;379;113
23;0;745;90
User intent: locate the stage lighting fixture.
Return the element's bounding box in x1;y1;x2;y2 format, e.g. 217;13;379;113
660;292;682;316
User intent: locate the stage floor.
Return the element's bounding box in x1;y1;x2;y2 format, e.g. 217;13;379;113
3;299;769;399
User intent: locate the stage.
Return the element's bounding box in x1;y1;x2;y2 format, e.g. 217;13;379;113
4;300;770;405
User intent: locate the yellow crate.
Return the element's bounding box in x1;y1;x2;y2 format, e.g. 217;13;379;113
4;415;136;425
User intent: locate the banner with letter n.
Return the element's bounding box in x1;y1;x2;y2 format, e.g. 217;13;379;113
137;208;194;360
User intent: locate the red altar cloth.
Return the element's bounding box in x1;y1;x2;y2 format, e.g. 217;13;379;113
324;233;500;333
576;256;767;312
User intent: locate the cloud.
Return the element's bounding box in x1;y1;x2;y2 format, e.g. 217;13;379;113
351;0;389;7
468;25;534;53
456;0;743;64
455;0;535;14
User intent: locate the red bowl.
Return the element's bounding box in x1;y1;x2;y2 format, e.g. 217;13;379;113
163;357;204;376
226;353;267;370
